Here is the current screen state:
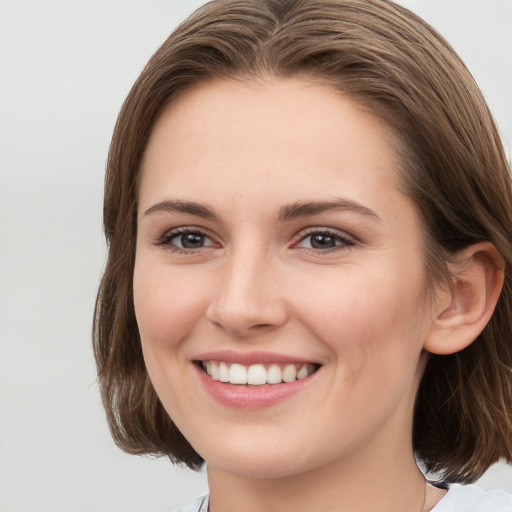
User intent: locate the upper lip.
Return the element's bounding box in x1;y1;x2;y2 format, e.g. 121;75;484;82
193;350;321;366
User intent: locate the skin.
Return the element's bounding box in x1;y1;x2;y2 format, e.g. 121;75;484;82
133;77;450;511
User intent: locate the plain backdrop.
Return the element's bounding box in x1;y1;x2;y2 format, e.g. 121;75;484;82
0;1;511;511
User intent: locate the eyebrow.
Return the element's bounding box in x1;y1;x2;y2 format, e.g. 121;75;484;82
142;197;380;222
142;200;218;219
278;198;381;221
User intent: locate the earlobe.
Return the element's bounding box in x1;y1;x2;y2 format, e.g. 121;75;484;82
424;242;504;355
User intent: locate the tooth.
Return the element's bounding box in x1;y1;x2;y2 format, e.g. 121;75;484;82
229;363;247;384
282;364;297;383
297;364;308;380
266;364;282;384
247;364;267;385
219;362;229;382
208;360;314;385
210;362;220;381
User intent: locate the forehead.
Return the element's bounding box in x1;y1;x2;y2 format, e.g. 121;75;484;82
139;77;405;207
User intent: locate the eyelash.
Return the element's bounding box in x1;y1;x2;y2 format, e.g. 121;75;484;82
293;228;355;252
156;226;355;255
156;228;217;254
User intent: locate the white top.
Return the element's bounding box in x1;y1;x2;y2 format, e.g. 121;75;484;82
176;495;208;512
430;483;512;511
176;484;512;512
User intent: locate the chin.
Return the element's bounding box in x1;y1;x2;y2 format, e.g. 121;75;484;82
193;433;327;480
207;454;311;480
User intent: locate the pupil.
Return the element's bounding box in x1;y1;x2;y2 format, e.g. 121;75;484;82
311;234;335;249
181;233;204;248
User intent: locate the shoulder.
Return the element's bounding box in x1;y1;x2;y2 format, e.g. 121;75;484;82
431;483;512;512
175;495;209;512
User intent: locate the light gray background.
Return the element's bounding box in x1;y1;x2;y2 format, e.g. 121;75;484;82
0;1;511;511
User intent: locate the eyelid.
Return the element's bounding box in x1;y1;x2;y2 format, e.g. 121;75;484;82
153;225;356;254
292;227;356;250
156;226;220;251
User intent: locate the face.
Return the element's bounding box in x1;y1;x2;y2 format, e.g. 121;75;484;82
134;77;438;479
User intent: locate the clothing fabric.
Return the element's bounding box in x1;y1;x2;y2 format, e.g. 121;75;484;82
175;484;512;512
430;483;512;511
175;495;208;512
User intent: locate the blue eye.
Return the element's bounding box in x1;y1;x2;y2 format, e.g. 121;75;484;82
296;230;354;250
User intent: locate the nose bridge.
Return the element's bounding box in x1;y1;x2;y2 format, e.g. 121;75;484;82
206;241;286;335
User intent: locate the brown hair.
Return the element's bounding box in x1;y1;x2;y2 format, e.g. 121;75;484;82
93;0;512;481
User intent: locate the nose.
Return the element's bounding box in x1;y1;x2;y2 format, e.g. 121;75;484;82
206;249;288;338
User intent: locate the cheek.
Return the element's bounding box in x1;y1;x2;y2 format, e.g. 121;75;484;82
297;265;428;375
133;260;210;353
132;261;211;419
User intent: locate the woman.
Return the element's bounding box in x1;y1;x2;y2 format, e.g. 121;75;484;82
93;0;512;510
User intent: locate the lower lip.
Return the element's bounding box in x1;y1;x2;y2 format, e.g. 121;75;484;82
195;365;317;409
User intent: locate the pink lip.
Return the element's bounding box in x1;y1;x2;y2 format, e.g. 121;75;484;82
193;350;317;366
195;367;317;408
193;351;321;409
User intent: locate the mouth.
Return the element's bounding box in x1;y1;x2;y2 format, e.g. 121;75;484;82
197;361;321;386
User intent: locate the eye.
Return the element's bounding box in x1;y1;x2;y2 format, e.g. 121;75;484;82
295;229;354;251
158;228;217;251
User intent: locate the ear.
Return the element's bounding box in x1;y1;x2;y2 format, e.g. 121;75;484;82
424;242;505;355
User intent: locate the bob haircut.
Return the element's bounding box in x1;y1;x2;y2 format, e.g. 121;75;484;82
94;0;512;482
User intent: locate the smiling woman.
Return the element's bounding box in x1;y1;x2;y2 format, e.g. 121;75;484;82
134;79;441;493
93;1;512;511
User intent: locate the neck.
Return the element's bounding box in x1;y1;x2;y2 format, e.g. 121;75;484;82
207;442;426;512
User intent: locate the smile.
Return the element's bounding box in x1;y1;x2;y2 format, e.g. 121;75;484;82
201;361;319;386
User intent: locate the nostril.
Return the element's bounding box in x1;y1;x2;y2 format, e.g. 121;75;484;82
206;295;288;336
